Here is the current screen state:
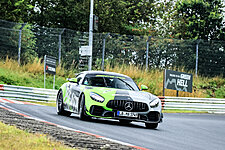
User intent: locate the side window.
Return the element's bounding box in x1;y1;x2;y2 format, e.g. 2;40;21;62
76;73;85;84
83;77;89;85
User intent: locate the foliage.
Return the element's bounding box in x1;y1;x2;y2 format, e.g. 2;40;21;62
0;0;225;77
153;0;175;38
92;33;148;67
92;34;224;77
29;0;89;31
0;58;67;89
0;21;37;64
1;0;158;35
1;0;224;39
198;76;225;98
0;0;33;22
105;63;225;98
171;0;225;40
0;58;224;98
94;0;157;35
14;24;37;64
154;0;225;76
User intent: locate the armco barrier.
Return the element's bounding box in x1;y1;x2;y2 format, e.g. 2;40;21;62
0;84;57;102
0;84;224;113
163;96;225;113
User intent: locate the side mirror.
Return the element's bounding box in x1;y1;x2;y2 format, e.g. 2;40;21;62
67;78;78;83
141;85;148;90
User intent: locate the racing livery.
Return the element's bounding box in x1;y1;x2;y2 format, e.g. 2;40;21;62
57;71;163;129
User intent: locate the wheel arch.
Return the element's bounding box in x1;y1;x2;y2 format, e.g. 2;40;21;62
60;84;67;99
78;92;85;112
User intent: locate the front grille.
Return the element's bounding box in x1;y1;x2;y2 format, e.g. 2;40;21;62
106;100;149;112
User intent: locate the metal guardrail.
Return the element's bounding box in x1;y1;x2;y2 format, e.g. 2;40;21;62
159;96;225;113
0;84;224;113
0;84;57;103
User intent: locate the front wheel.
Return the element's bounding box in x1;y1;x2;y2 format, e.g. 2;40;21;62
79;94;91;120
57;90;71;116
145;123;158;129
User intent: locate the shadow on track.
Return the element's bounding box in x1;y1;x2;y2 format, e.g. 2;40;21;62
68;115;160;130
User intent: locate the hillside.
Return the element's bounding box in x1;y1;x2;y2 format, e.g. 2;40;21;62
0;58;224;98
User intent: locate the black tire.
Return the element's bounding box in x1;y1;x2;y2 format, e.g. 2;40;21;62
57;90;71;116
119;119;132;124
145;123;158;129
79;94;91;120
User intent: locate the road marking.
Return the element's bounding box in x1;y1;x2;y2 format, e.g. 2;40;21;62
0;98;37;105
2;98;16;103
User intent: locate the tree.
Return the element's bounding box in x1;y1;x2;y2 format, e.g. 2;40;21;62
152;1;175;38
30;0;89;31
28;0;158;35
171;0;225;40
0;0;33;22
95;0;158;35
166;0;225;77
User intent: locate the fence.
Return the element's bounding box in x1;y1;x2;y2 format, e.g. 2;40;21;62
0;19;225;77
0;84;57;103
0;84;225;113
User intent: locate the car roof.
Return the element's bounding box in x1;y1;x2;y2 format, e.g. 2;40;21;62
80;71;131;79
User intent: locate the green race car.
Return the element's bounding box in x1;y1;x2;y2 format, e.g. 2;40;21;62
56;71;163;129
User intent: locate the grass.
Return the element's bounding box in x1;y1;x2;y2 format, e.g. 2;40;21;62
0;57;68;89
0;57;224;98
0;121;74;150
162;109;208;113
26;101;57;107
105;64;225;98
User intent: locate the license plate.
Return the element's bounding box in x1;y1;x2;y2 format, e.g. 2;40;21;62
117;111;138;118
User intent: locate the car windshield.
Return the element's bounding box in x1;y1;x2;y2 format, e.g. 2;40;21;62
82;75;139;91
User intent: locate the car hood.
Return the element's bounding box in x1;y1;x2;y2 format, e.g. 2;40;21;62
86;87;158;103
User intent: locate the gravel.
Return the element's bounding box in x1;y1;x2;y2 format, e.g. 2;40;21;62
0;108;136;150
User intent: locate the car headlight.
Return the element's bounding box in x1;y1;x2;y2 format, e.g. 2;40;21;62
150;98;160;108
90;92;105;103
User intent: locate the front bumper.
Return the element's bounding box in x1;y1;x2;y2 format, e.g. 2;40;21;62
87;105;162;123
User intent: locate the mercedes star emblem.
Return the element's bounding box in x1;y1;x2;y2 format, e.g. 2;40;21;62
124;102;133;111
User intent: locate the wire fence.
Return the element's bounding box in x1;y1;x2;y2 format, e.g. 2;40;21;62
0;19;224;77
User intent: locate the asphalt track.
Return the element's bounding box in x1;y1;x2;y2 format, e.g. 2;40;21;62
1;102;225;150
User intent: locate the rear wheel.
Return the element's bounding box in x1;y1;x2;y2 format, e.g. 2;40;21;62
79;94;91;120
57;90;71;116
145;123;158;129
